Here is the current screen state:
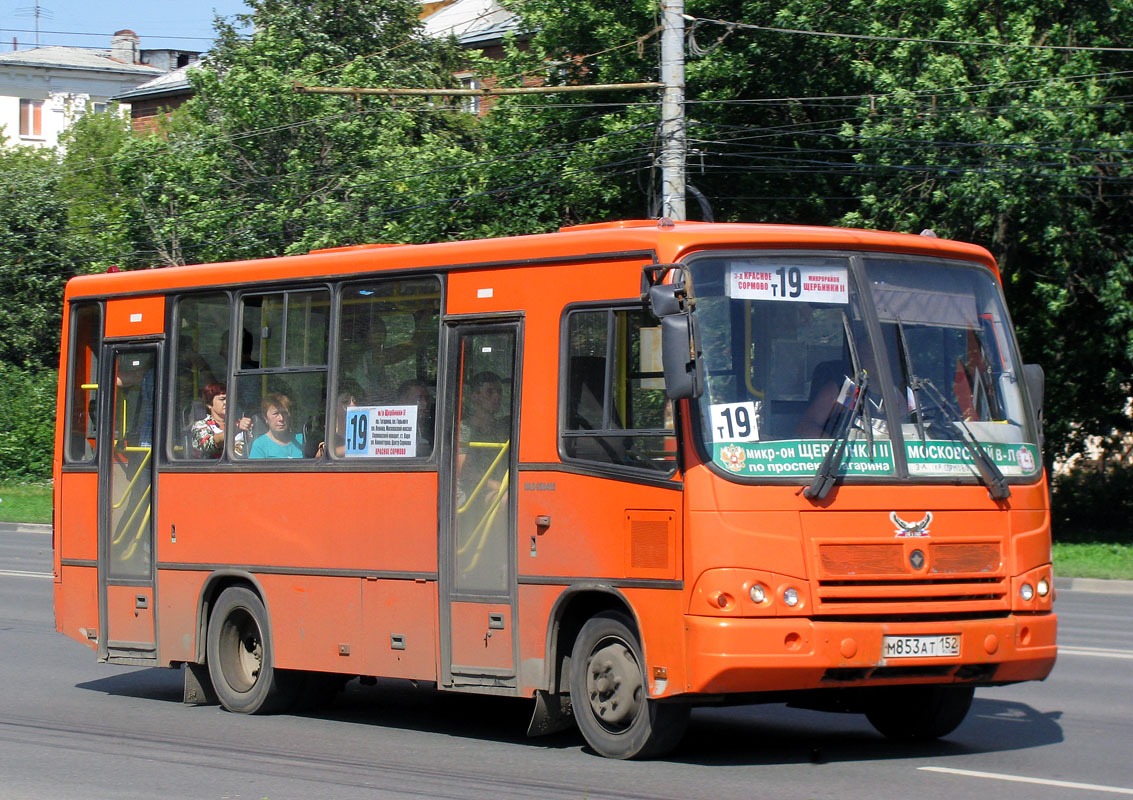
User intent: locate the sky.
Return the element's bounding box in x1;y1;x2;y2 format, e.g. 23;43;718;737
1;0;252;53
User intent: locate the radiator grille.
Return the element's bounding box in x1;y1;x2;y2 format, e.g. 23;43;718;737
815;541;1006;614
930;542;1001;574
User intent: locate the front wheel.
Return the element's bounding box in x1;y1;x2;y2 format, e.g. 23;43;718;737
206;586;300;714
864;685;975;741
569;611;689;759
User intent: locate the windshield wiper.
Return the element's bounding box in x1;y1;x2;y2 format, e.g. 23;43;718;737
803;370;867;500
804;311;871;501
915;377;1011;501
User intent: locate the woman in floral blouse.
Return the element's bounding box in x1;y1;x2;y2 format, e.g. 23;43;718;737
191;383;252;458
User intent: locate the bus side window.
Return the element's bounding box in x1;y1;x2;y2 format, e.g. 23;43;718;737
64;303;102;464
333;277;441;460
171;293;231;461
233;289;330;461
561;307;676;473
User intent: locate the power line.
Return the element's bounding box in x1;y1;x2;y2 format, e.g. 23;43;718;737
687;15;1133;54
0;27;219;42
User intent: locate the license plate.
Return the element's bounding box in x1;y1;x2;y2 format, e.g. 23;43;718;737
882;634;960;659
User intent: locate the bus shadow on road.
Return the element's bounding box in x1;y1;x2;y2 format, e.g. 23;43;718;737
670;698;1063;766
76;667;184;703
74;671;1062;764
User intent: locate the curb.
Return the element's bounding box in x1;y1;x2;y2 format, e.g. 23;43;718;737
1055;576;1133;595
0;522;52;534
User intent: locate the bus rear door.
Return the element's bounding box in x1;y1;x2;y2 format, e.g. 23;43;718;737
96;343;160;664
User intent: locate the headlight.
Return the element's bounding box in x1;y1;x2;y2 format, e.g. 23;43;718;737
783;587;800;607
750;584;766;604
1037;578;1050;597
1020;583;1035;602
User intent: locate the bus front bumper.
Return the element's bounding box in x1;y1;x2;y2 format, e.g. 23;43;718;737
681;612;1057;696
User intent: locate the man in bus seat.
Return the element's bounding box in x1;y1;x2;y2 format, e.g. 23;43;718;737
458;371;510;506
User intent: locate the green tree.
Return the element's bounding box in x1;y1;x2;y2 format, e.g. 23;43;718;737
0;139;72;368
115;0;480;266
58;105;139;273
830;0;1133;464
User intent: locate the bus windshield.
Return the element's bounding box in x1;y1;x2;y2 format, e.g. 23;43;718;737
687;252;1041;483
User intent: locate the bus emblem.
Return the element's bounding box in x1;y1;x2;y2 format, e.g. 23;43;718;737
891;511;932;537
719;445;747;472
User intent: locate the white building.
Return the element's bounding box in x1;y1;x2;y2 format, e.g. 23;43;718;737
0;30;197;149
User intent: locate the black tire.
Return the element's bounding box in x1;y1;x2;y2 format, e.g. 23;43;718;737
569;611;689;759
206;586;301;714
864;685;975;741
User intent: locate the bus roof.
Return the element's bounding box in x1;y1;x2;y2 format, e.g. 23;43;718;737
63;221;998;301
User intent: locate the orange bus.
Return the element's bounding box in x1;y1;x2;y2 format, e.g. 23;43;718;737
53;220;1056;759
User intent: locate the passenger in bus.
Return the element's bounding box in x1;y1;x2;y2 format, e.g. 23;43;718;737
328;388;359;458
249;393;308;459
459;372;509;495
190;382;252;458
398;378;434;456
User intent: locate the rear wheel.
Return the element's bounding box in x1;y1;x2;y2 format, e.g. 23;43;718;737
206;586;300;714
864;685;975;741
569;611;689;759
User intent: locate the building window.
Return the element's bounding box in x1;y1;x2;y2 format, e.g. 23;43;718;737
457;74;481;115
19;99;43;137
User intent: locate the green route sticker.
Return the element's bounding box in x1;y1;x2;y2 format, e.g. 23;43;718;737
711;438;1040;478
906;441;1040;477
713;439;895;476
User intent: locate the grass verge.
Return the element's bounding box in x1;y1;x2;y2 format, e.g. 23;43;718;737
0;482;52;524
1053;541;1133;581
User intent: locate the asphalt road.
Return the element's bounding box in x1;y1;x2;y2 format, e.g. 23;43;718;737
1;525;1130;800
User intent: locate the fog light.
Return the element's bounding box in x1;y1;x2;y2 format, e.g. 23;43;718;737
750;584;766;604
783;587;800;607
1037;578;1050;597
1020;583;1035;602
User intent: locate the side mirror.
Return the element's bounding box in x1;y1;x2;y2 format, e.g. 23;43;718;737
649;283;683;317
1023;363;1044;448
661;314;703;399
1023;363;1044;418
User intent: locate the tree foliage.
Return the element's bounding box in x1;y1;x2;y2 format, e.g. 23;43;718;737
0;140;72;368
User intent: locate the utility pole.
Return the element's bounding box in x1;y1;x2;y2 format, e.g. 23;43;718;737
658;0;686;221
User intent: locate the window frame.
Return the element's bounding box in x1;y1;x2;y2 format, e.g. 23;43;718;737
230;286;332;463
62;301;103;469
558;300;678;479
330;273;444;464
19;98;43;138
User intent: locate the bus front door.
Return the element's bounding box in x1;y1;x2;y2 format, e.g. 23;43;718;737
96;344;160;664
440;322;520;690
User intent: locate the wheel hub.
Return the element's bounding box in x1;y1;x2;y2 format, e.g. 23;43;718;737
586;641;643;729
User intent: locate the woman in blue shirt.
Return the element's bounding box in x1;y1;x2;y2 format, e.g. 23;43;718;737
249;393;305;459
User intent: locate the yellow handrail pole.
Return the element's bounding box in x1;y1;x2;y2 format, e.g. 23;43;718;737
456;441;509;515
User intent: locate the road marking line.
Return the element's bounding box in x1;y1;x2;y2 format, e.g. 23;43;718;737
920;767;1133;795
0;569;52;580
1059;646;1133;660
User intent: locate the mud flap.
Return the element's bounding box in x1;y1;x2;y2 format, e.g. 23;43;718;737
526;690;574;736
